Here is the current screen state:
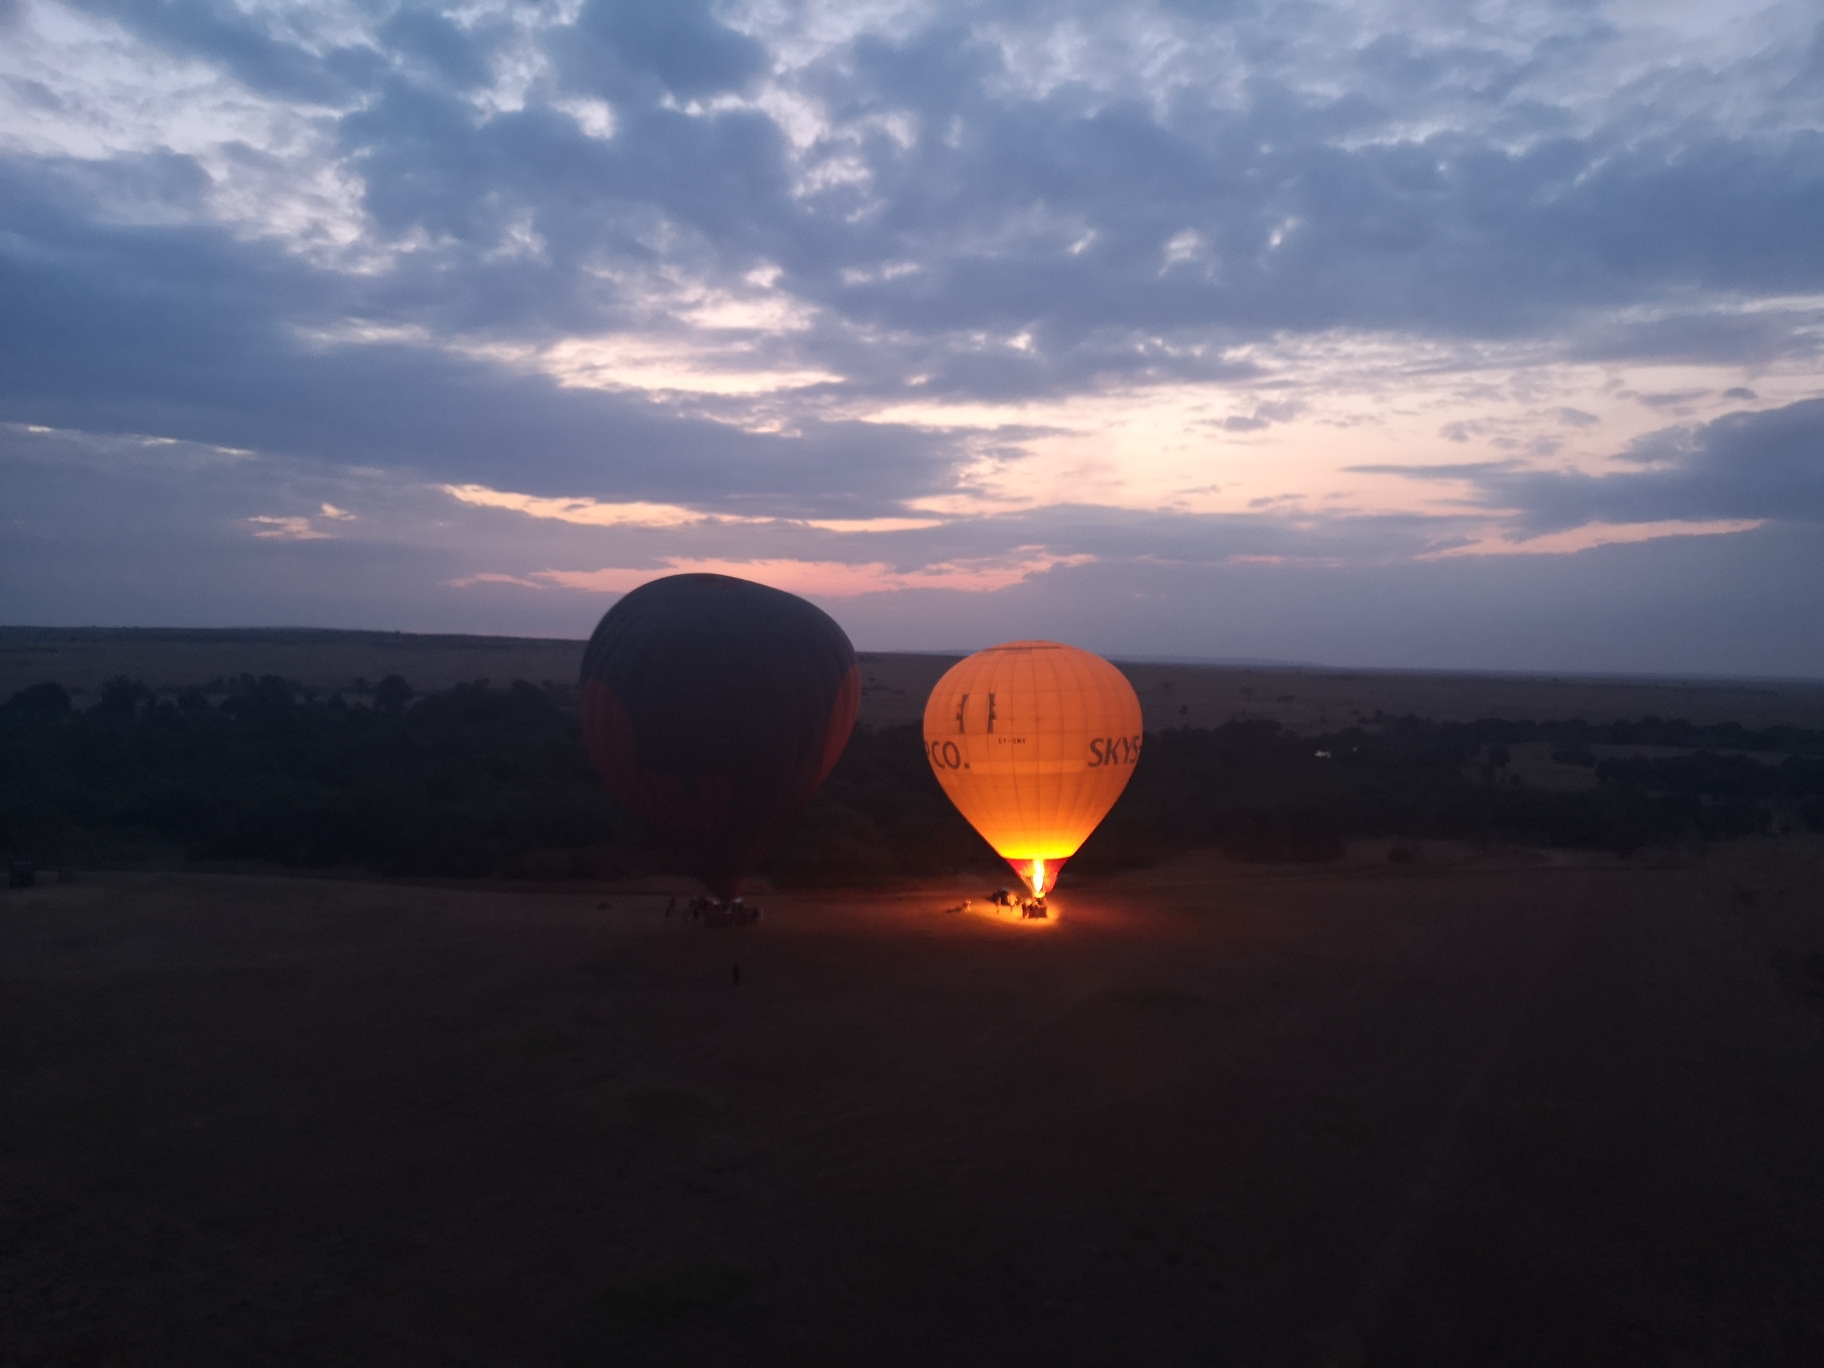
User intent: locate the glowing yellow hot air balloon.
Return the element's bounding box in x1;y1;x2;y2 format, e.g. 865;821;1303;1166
923;640;1144;898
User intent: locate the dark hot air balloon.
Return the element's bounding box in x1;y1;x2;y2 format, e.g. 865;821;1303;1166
579;573;860;898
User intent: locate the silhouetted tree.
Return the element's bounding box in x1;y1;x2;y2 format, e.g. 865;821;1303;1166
373;675;414;715
1;682;70;724
94;675;151;718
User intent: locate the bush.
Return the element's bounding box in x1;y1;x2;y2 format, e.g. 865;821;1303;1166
3;680;1817;883
0;675;622;879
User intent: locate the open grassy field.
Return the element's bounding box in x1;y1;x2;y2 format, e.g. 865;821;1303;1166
5;839;1822;1365
5;626;1824;734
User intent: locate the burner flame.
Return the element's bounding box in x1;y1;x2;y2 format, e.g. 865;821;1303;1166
1028;858;1048;897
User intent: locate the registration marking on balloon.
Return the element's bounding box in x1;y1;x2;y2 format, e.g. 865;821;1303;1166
922;640;1145;898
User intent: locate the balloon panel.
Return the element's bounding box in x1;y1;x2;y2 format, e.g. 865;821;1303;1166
579;573;859;897
922;641;1143;874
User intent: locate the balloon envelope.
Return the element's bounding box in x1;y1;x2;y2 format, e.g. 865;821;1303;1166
579;574;860;898
922;640;1143;896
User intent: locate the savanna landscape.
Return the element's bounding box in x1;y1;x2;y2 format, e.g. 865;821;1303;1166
10;0;1824;1362
4;629;1824;1365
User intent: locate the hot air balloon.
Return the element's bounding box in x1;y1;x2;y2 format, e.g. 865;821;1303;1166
923;640;1143;898
579;574;860;899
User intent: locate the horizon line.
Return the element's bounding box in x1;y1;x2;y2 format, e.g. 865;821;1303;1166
4;624;1822;689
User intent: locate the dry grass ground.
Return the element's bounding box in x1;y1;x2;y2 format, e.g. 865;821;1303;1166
7;627;1824;736
5;841;1823;1366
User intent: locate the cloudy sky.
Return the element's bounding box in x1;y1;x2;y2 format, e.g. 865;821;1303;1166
3;0;1821;674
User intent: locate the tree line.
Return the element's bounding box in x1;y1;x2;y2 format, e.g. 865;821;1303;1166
3;675;1821;885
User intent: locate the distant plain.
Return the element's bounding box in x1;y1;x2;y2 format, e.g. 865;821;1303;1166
6;626;1823;733
5;626;1824;1365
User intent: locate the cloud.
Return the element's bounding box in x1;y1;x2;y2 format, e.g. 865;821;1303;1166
517;548;1097;598
3;0;1822;671
10;0;1819;403
1420;519;1765;559
248;514;331;540
499;334;844;396
7;415;1823;677
448;571;545;590
827;525;1824;679
1371;398;1824;532
441;485;744;529
0;170;971;514
439;482;943;532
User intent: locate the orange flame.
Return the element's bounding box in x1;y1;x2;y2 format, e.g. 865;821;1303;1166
1028;858;1048;897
